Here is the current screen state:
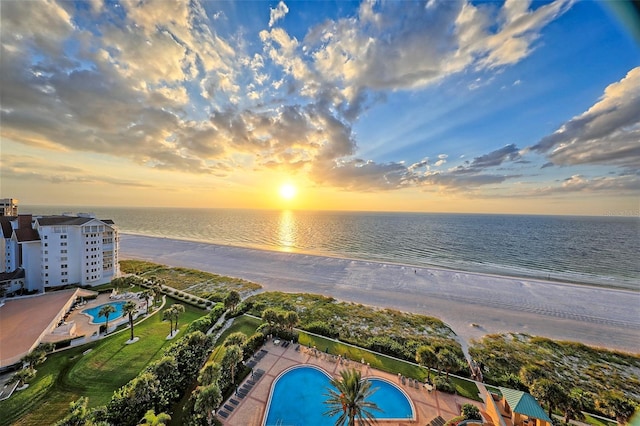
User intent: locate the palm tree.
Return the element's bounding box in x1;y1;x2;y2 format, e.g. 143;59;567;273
123;301;138;341
99;304;117;334
436;349;459;380
222;345;244;385
416;346;437;383
171;304;185;333
138;409;171;426
141;289;154;315
162;308;174;337
530;378;563;419
194;383;222;426
224;290;241;312
324;368;381;426
198;361;221;386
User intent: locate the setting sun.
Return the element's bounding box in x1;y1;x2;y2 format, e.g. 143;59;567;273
279;183;297;200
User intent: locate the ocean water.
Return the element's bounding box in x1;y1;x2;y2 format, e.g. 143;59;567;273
24;206;639;290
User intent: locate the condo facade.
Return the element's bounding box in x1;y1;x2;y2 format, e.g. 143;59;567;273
0;208;119;295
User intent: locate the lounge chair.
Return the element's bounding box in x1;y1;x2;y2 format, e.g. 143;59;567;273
224;404;234;412
229;398;239;406
218;411;229;418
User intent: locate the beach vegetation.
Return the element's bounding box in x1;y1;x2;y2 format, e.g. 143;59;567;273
245;292;465;372
324;368;381;426
119;260;261;299
469;333;640;412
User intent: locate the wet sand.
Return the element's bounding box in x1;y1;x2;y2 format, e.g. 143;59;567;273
120;234;640;354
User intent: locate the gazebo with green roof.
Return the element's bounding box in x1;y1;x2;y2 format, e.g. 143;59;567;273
498;387;553;426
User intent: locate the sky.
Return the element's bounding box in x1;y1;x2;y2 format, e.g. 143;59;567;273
1;0;639;215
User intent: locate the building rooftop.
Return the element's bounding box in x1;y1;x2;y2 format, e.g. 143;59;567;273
14;228;40;243
499;387;552;423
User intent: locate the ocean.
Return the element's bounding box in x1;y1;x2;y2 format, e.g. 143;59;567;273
24;206;639;290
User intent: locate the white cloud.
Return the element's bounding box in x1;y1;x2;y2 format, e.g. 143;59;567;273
269;1;290;28
532;67;640;169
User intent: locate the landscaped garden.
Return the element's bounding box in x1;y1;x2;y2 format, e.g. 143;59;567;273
3;261;637;425
0;298;207;426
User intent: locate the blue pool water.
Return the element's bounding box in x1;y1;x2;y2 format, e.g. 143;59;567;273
263;366;414;426
82;301;126;324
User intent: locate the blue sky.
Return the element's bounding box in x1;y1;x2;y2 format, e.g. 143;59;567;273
1;0;639;214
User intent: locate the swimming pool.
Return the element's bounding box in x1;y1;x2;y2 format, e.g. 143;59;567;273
263;366;414;426
82;301;126;324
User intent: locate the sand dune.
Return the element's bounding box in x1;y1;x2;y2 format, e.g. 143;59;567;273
120;234;640;354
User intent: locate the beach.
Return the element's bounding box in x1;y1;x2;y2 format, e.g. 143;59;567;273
120;234;640;354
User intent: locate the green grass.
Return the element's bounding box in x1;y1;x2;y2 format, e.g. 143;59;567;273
298;331;481;401
583;414;618;426
210;315;262;362
0;298;206;426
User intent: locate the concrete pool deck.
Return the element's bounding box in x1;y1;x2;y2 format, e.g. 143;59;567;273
218;338;484;426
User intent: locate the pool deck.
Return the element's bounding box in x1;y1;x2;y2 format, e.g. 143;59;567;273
218;338;485;426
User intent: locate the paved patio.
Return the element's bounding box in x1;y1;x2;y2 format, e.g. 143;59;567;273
217;338;483;426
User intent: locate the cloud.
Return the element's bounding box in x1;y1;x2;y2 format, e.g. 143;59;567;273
530;174;640;196
0;0;578;197
532;67;640;169
269;1;289;28
0;155;153;187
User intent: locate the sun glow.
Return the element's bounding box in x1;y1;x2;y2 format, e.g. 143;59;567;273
279;183;297;200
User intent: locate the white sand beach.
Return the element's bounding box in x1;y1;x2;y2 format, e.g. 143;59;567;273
120;234;640;354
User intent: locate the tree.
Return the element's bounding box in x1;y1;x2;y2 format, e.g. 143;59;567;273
22;349;46;370
461;403;481;420
557;388;588;424
221;345;244;386
138;409;171;426
598;391;638;424
261;307;281;328
99;304;117;334
324;368;381;426
171;304;185;332
123;301;138;341
194;383;222;426
436;348;459;379
198;361;221;386
224;290;241;312
530;378;563;419
223;332;248;348
162;308;174;337
284;310;299;331
518;364;547;389
416;346;437;383
141;289;155;315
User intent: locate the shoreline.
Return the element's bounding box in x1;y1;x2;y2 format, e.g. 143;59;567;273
121;231;637;292
119;233;640;354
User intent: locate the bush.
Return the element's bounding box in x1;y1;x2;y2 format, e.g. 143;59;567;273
433;376;455;394
461;403;481;420
304;321;339;339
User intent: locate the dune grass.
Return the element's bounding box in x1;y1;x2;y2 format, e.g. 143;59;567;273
0;299;206;426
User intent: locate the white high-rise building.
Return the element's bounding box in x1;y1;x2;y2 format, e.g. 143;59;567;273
0;207;119;294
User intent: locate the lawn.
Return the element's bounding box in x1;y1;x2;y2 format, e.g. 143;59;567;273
0;298;206;426
298;331;481;401
209;315;262;362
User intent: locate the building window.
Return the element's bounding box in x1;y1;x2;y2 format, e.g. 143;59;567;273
44;243;48;247
61;242;67;246
61;264;67;269
61;250;67;254
45;265;48;269
61;234;67;239
61;257;67;261
44;235;48;239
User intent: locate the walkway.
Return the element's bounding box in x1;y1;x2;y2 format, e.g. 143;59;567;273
217;338;481;426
